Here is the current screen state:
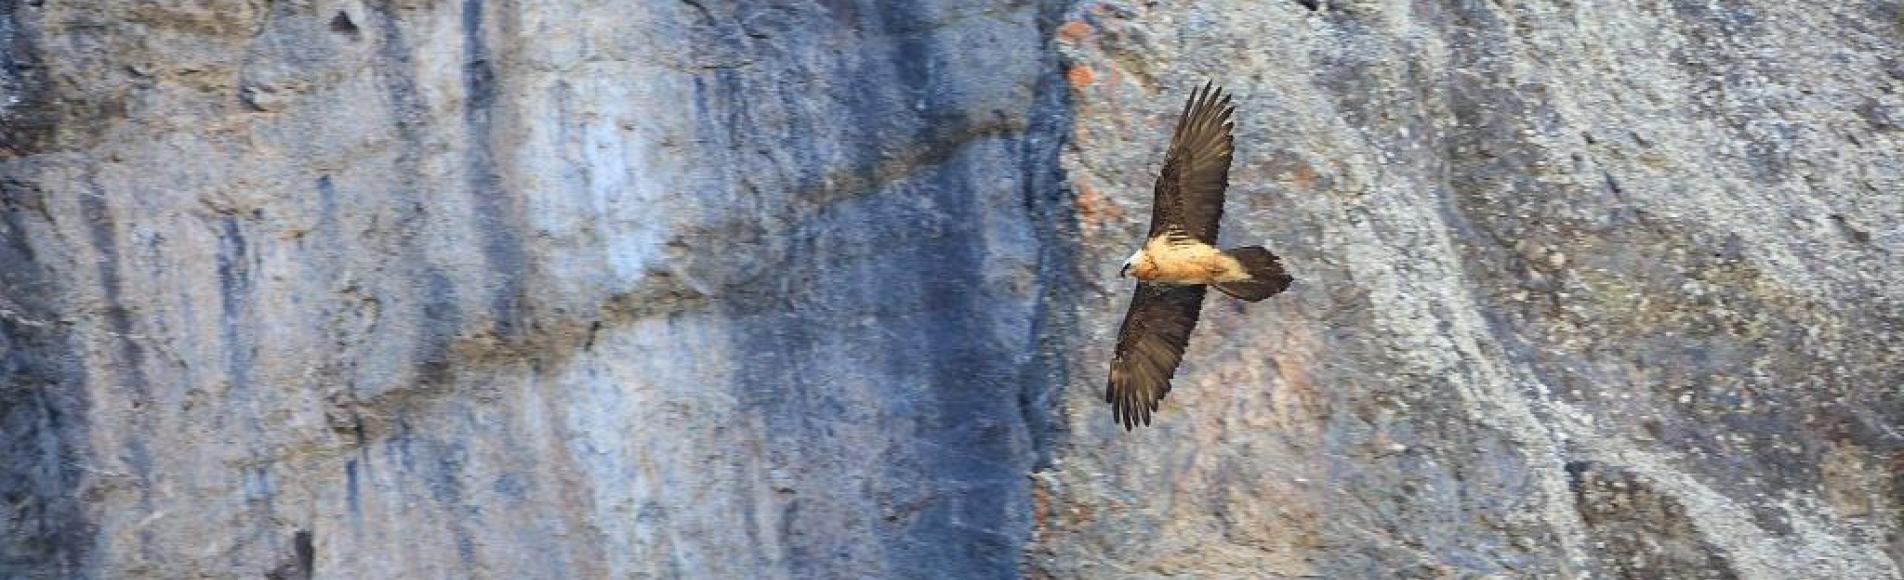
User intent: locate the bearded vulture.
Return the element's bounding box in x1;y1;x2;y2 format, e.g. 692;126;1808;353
1106;82;1295;430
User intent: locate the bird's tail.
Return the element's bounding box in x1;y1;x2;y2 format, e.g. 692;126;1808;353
1212;246;1293;302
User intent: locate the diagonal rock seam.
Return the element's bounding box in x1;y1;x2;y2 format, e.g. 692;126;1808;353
3;0;1902;578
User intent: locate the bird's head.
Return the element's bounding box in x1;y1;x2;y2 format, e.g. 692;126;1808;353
1120;248;1155;280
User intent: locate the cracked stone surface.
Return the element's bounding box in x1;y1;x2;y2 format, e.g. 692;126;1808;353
2;1;1900;578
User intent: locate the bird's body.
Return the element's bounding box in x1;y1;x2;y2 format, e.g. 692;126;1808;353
1126;235;1250;285
1106;82;1295;429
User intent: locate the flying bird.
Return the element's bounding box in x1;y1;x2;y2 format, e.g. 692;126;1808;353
1107;82;1294;429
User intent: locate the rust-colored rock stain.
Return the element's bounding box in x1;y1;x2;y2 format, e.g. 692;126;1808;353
1056;20;1092;44
1066;65;1096;89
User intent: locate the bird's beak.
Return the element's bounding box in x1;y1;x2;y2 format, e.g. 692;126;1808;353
1119;263;1131;278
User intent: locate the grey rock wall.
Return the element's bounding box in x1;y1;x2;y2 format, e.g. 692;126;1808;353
1;0;1899;579
1;1;1062;577
1033;1;1902;578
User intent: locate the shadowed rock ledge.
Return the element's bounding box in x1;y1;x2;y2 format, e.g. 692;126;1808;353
2;1;1899;578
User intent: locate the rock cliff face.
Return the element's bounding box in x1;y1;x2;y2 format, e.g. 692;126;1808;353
2;1;1899;578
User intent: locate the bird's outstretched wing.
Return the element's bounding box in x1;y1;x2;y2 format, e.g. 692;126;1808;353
1149;82;1236;244
1107;283;1207;429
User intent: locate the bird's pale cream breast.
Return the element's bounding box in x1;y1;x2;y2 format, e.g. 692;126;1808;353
1133;236;1247;284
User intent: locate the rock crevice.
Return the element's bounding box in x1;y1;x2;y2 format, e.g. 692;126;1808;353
1;1;1899;578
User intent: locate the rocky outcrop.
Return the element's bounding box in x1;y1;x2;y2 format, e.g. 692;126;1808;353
1;1;1064;577
1033;2;1902;578
1;1;1898;578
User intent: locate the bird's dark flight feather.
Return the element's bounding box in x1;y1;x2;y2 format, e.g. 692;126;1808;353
1106;283;1206;429
1149;81;1236;244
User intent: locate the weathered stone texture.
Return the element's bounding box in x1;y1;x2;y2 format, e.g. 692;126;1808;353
0;1;1898;579
1034;1;1901;578
2;1;1059;577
